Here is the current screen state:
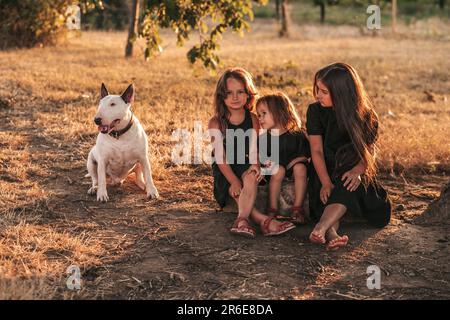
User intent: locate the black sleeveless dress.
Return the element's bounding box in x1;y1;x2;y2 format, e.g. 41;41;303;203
306;102;391;227
212;109;254;208
258;130;310;177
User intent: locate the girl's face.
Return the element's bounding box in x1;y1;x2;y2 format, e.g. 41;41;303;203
224;77;249;111
316;80;333;107
256;102;276;130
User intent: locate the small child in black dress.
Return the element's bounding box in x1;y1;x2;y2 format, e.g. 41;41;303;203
256;93;310;224
307;62;391;250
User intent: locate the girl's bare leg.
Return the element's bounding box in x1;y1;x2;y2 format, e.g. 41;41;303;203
250;207;293;233
230;170;259;231
238;170;259;218
268;166;285;211
231;169;294;234
325;221;340;241
292;164;307;207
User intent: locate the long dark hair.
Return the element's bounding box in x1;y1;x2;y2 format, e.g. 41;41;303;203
314;62;379;184
256;92;303;133
213;67;258;133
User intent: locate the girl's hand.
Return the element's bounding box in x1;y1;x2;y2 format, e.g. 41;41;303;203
342;169;362;192
320;182;334;205
229;180;243;198
248;164;263;182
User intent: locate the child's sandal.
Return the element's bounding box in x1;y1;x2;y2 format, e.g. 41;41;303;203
266;207;277;217
291;206;306;225
261;217;296;237
230;217;255;238
267;207;290;221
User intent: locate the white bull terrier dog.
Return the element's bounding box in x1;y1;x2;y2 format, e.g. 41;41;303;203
86;83;159;202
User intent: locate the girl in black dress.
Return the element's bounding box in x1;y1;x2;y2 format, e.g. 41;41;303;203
208;68;295;238
307;62;391;250
256;93;310;224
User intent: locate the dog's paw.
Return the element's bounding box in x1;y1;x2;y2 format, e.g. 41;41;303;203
87;186;97;196
96;189;109;202
146;186;159;199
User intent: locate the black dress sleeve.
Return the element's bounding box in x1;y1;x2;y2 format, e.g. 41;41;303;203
300;132;311;158
296;132;311;158
306;103;323;136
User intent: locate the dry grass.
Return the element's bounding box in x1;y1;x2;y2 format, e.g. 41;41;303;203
0;20;449;299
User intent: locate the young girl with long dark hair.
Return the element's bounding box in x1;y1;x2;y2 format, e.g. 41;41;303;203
307;62;391;250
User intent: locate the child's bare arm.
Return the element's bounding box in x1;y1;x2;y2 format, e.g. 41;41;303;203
309;135;332;186
249;113;261;166
310;135;335;203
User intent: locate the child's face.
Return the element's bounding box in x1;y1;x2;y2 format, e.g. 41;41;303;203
316;80;333;107
256;102;276;130
224;77;249;110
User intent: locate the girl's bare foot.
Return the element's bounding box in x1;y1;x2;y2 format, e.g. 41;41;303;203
309;224;326;244
325;228;348;250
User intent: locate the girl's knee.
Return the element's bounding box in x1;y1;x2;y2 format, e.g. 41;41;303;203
292;163;307;177
271;166;285;181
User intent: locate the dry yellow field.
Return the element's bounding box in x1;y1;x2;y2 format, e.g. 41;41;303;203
0;20;449;299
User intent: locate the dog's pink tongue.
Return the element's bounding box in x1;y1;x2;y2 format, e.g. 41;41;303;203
98;125;109;133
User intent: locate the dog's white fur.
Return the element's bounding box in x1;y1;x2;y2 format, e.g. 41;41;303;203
86;83;159;202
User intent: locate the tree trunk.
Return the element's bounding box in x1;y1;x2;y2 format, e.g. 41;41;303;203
391;0;397;34
95;7;105;29
275;0;280;22
125;0;139;58
320;2;325;24
439;0;445;10
279;0;289;37
370;0;381;37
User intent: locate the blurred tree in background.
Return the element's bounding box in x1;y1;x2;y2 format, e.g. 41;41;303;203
133;0;268;69
0;0;100;49
256;0;449;26
83;0;130;30
279;0;290;37
313;0;339;24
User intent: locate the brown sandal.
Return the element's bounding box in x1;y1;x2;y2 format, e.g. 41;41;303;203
260;217;295;237
267;207;291;221
291;206;306;225
230;217;255;238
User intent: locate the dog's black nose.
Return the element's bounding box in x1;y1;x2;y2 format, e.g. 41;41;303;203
94;117;102;125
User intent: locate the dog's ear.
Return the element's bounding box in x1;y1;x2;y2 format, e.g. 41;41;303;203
121;84;134;104
101;83;109;99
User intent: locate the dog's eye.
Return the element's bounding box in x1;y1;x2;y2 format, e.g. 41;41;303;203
110;103;115;107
